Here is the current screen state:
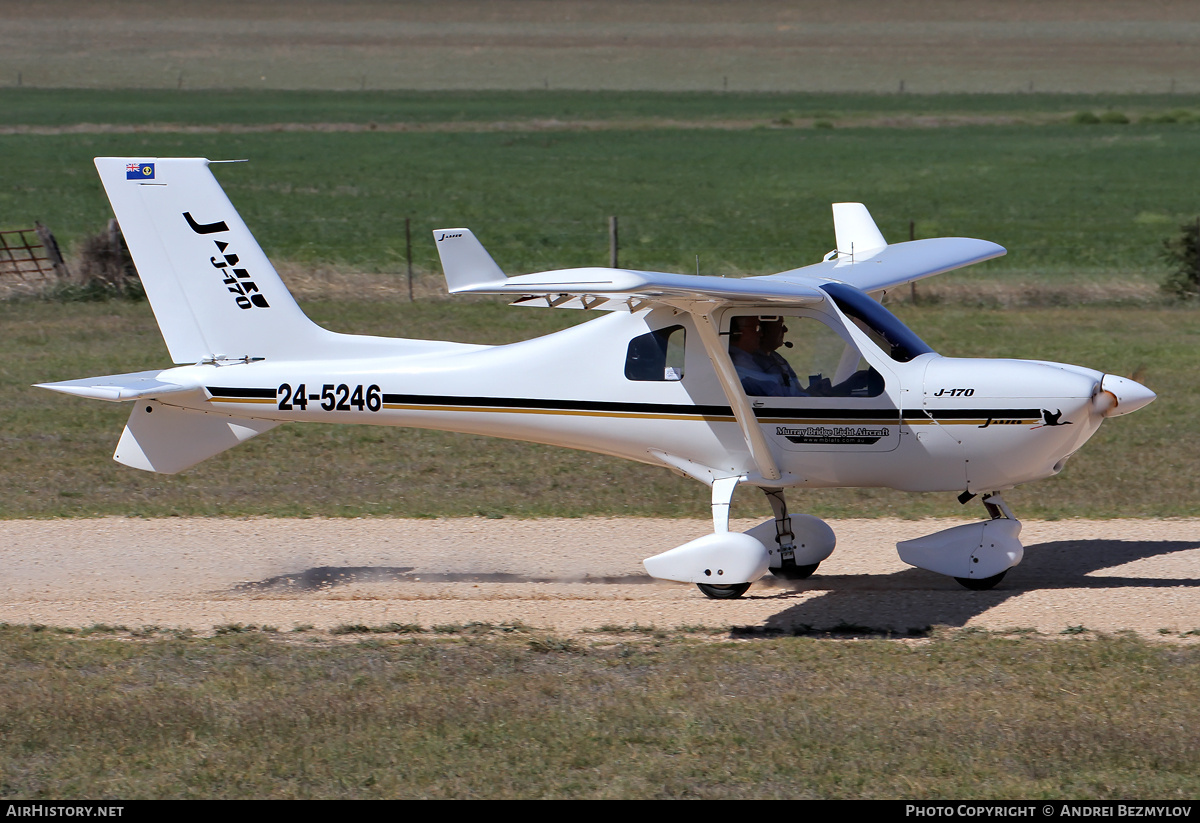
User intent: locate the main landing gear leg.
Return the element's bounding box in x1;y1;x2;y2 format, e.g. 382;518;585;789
764;489;820;580
695;476;753;600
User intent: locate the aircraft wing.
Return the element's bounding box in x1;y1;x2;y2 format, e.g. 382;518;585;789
434;227;1002;312
485;266;825;308
757;237;1006;295
434;229;824;310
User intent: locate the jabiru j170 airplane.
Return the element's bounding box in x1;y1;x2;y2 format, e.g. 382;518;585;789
37;158;1157;599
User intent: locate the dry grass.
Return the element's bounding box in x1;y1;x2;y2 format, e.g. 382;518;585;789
0;112;1141;135
886;274;1162;308
1;624;1197;799
273;262;446;303
3;1;1199;93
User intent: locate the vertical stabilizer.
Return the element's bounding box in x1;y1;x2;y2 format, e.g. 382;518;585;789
95;157;328;364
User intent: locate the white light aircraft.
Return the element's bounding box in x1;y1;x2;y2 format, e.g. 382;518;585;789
38;158;1157;598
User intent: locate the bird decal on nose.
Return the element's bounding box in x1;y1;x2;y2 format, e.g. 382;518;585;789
1039;409;1072;427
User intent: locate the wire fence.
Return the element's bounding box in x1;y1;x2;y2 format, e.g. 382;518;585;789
0;224;67;282
356;213;1175;281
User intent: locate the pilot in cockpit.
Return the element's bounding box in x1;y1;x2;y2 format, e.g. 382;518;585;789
728;316;808;397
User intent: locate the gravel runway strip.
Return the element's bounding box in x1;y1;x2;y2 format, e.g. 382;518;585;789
2;517;1197;637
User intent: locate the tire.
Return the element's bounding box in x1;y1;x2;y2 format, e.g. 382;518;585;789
769;562;820;581
696;582;752;600
955;571;1007;591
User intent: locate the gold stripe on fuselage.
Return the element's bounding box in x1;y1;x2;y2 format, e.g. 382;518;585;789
205;396;1035;428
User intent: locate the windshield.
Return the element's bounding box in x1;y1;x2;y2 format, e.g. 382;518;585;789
820;282;935;363
726;312;884;398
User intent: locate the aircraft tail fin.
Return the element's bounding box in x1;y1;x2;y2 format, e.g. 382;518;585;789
114;401;278;474
432;228;508;293
832;202;888;260
94;157;330;364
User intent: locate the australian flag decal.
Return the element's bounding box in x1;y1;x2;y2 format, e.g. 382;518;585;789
126;162;154;180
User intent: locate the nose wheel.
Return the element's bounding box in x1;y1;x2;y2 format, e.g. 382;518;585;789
696;582;752;599
897;492;1024;590
955;571;1007;591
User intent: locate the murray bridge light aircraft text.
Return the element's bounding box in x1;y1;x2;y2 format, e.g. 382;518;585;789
38;158;1157;598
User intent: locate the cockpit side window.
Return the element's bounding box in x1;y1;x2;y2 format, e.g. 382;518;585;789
821;282;935;363
625;325;685;381
726;313;883;398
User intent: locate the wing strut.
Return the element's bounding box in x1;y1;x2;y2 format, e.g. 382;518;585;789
690;307;782;482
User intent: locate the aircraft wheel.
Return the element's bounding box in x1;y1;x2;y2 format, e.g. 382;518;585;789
696;582;752;600
770;562;820;581
954;571;1007;591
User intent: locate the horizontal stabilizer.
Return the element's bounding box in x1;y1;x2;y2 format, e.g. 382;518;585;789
35;370;193;403
115;401;278;474
833;202;887;259
433;228;507;293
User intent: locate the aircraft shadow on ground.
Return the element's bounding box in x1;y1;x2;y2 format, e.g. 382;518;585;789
230;539;1197;633
751;538;1200;635
235;566;655;591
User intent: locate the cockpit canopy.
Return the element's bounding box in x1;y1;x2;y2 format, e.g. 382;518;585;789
821;282;935;364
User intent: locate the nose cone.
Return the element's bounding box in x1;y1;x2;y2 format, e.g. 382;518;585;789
1093;374;1157;418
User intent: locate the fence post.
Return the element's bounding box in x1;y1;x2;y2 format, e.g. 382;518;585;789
609;215;619;268
34;221;68;279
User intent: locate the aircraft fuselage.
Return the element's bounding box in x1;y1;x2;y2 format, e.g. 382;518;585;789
146;306;1114;496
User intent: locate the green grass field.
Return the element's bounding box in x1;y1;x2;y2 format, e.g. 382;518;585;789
3;90;1200;281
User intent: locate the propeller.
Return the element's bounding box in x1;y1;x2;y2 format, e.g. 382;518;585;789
1091;373;1156;418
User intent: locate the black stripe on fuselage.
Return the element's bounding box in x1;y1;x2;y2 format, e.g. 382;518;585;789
207;387;1039;421
382;393;733;416
207;386;276;399
921;408;1041;420
381;393;903;419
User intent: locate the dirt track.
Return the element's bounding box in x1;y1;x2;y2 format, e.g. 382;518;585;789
2;517;1197;637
